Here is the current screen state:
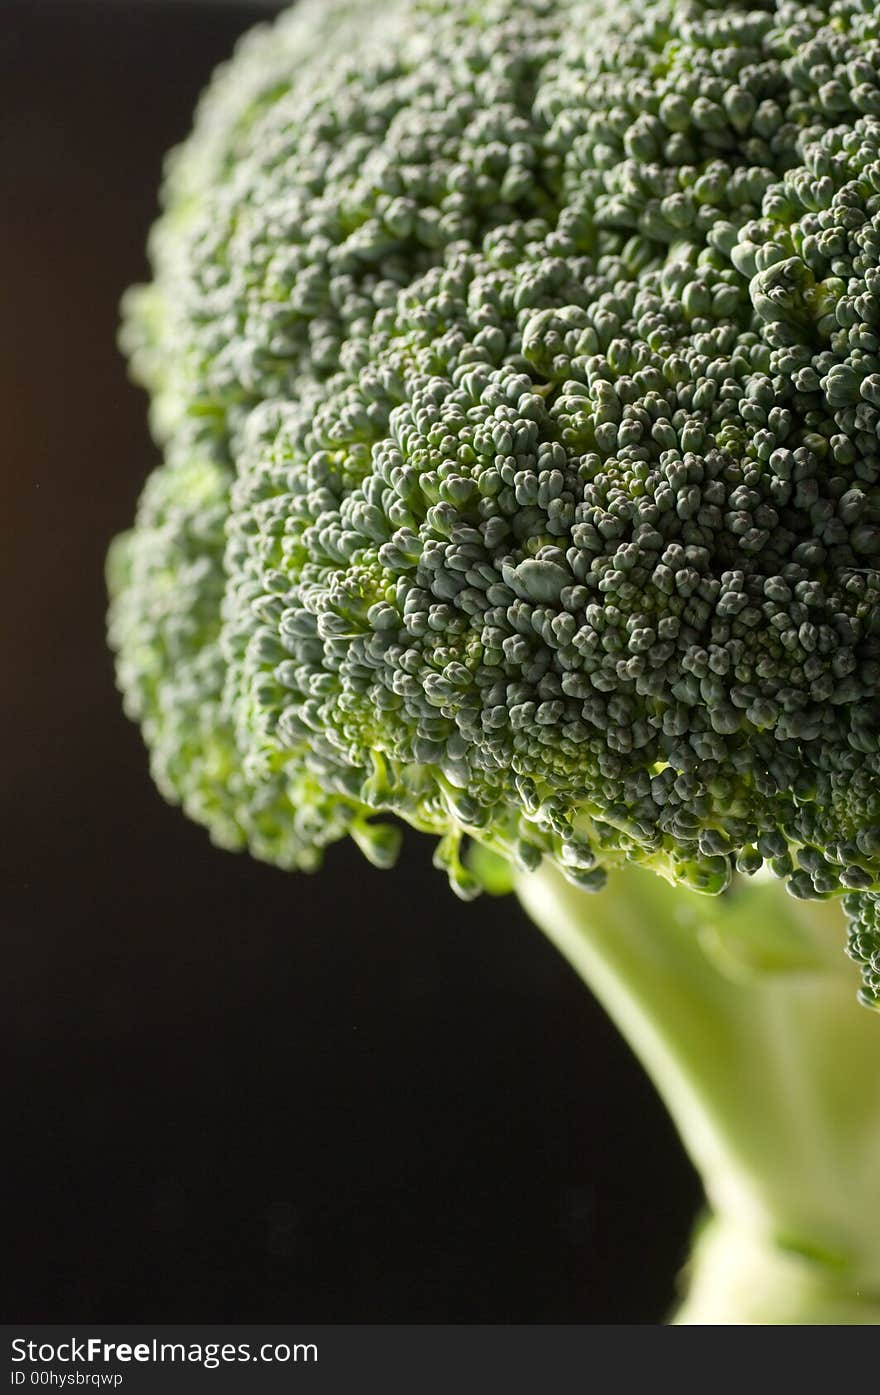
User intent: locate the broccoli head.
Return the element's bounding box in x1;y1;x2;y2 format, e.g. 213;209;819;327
109;0;880;1004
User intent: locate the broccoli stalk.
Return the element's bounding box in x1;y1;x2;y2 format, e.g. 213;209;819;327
518;863;880;1323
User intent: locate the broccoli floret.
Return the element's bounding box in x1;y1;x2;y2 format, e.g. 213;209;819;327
110;0;880;1005
109;0;880;1327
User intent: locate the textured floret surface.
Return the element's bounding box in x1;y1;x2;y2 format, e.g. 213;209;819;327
109;0;880;1001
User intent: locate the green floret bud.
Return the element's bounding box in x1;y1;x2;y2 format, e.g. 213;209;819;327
109;0;880;1004
844;891;880;1007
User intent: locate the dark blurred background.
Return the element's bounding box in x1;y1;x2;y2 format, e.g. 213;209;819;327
1;0;700;1322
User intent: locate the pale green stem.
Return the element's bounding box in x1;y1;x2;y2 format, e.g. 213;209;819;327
515;861;880;1324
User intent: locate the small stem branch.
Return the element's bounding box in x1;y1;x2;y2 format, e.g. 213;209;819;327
675;1216;880;1325
516;861;880;1322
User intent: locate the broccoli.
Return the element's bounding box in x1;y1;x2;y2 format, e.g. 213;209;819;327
109;0;880;1323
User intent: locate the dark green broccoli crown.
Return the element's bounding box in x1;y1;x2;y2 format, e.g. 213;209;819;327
109;0;880;1000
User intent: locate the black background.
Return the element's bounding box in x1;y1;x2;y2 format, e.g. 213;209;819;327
1;0;699;1322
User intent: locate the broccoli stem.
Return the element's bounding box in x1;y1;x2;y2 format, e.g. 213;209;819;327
516;861;880;1324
